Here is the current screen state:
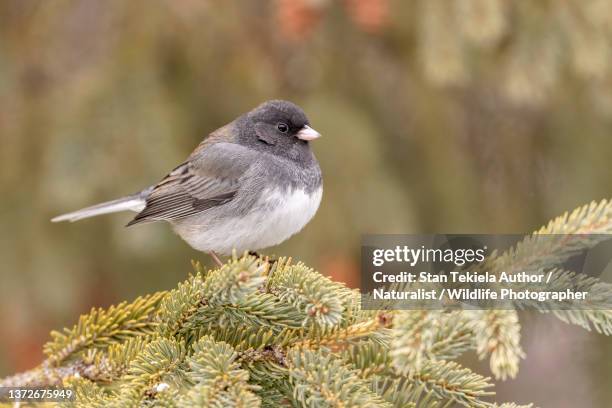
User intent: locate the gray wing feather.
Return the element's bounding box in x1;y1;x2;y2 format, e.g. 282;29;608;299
127;143;251;226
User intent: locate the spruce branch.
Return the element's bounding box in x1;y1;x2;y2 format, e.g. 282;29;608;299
370;376;445;408
490;199;612;275
180;336;261;407
198;325;298;352
552;306;612;336
471;199;612;368
184;292;305;337
343;341;392;378
201;255;268;306
114;337;188;406
19;191;612;408
268;260;354;328
468;310;525;381
79;336;151;383
4;200;612;406
390;311;474;374
64;377;110;408
0;361;92;389
507;268;612;335
43;291;165;366
286;348;391;407
293;315;391;351
409;360;495;408
157;272;205;339
0;254;534;407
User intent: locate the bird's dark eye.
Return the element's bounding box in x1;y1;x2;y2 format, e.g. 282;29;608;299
277;122;289;133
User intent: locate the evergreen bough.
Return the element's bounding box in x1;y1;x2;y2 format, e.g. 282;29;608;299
3;200;612;407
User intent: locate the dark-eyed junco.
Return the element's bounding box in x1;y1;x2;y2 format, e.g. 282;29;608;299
52;100;322;266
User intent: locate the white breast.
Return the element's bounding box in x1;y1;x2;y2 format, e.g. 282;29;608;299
175;187;323;255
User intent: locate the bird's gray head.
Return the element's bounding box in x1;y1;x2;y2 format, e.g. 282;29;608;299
237;100;321;164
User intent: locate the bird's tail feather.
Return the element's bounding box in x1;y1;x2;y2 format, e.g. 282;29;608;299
51;190;149;223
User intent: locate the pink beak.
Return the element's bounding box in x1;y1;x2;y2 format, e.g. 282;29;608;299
296;125;321;141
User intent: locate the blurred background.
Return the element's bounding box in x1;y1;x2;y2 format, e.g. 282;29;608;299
1;0;612;406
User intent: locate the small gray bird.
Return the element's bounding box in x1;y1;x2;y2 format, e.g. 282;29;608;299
52;100;322;266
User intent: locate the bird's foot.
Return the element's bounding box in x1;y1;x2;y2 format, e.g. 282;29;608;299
248;251;277;265
209;251;224;267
